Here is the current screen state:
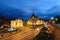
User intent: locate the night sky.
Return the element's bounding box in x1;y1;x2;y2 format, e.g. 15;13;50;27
0;0;60;21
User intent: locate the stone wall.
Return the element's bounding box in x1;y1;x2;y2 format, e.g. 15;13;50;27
54;27;60;40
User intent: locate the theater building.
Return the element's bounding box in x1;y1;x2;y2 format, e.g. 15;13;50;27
26;12;44;28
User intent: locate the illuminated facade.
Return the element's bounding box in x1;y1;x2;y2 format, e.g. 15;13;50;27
11;12;44;28
26;12;44;28
11;19;23;28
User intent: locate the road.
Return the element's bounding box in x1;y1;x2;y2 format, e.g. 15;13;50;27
20;29;40;40
0;28;40;40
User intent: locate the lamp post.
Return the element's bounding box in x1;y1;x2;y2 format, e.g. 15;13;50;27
55;18;58;21
51;17;54;20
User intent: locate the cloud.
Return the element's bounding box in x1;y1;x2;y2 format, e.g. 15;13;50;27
0;0;58;12
46;5;60;13
0;0;60;20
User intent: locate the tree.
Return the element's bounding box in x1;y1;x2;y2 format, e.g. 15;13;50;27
35;27;49;40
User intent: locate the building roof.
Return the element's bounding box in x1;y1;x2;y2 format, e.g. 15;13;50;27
25;12;44;22
30;12;38;18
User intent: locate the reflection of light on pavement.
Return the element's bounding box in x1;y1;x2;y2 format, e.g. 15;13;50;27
36;28;40;31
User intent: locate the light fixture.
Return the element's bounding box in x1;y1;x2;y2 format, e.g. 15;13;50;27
55;18;58;20
51;17;54;20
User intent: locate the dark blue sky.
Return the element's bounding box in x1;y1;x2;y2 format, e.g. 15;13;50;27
0;0;60;21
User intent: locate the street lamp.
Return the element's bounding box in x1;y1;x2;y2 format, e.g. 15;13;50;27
51;17;54;20
55;18;58;21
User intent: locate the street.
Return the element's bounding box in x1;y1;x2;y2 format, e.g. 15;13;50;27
0;28;40;40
